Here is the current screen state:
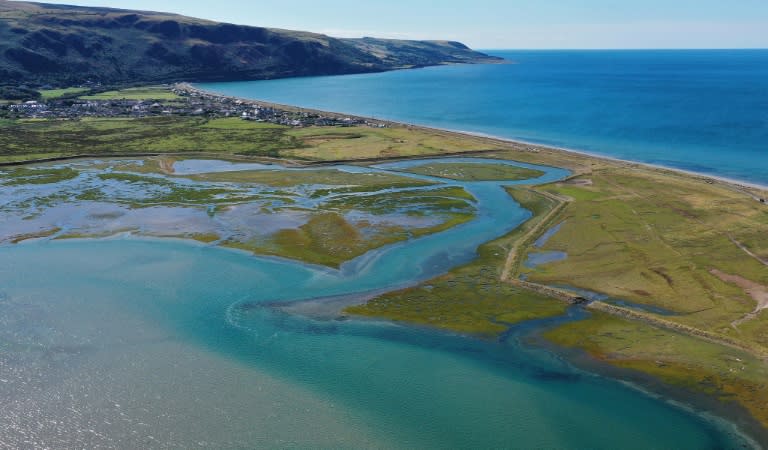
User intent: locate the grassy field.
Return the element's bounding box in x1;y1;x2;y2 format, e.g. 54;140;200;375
39;87;90;100
398;162;545;181
282;126;502;160
79;86;180;101
523;167;768;350
0;117;300;159
0;118;506;163
544;311;768;430
0;152;73;164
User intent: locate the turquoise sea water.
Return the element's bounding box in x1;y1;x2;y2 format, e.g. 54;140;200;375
198;49;768;186
0;159;755;448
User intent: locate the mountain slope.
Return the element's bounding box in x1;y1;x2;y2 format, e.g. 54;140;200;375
0;1;502;86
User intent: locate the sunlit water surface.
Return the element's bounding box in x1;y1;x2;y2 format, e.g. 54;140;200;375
0;158;754;448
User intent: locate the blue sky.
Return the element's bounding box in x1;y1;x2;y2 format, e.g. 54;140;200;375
28;0;768;49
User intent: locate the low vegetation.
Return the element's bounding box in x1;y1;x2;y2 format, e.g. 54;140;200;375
228;212;406;268
398;162;545;181
0;115;508;164
228;185;477;267
186;166;431;189
347;147;768;431
0;117;301;161
39;87;90;100
282;126;502;160
79;86;180;101
347;185;568;336
526;167;768;350
1;166;79;185
3;85;768;432
544;311;768;431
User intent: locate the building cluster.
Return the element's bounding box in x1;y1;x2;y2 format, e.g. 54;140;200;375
171;86;387;128
3;99;180;119
0;86;389;130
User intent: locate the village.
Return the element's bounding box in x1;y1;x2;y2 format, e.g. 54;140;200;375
0;84;389;129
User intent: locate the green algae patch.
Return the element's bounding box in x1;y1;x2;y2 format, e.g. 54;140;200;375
543;312;768;430
1;167;79;186
399;162;545;181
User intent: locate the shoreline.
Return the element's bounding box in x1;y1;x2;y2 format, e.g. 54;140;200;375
3;109;764;442
182;83;768;197
172;84;768;442
446;128;768;192
529;330;768;448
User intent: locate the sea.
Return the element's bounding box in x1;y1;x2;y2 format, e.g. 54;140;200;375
199;49;768;186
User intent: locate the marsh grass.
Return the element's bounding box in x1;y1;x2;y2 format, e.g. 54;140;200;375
544;312;768;428
188;168;432;189
283;126;502;160
346;185;568;336
1;167;79;185
399;162;545;181
525;168;768;349
0;117;299;159
234;186;478;267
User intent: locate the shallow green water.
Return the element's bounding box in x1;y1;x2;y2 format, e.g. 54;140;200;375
0;158;755;448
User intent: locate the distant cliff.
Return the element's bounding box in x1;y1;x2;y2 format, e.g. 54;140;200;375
0;1;503;86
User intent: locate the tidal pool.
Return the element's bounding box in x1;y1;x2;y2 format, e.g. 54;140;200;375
0;158;755;448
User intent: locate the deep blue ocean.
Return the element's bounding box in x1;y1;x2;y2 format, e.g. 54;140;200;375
199;50;768;186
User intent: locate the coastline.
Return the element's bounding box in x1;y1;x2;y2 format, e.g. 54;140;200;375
177;83;768;443
448;128;768;193
181;83;768;197
3;83;766;444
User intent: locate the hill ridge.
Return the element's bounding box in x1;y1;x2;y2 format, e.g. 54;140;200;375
0;0;502;86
